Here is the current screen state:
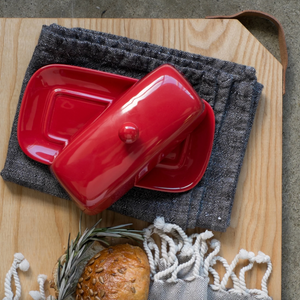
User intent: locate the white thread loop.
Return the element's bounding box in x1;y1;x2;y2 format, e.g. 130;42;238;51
3;253;30;300
258;252;272;295
154;216;192;256
192;231;213;278
208;249;273;299
29;274;48;300
203;239;221;277
29;291;43;300
238;251;255;291
144;217;273;299
220;252;240;290
247;251;273;299
209;255;240;291
144;217;215;283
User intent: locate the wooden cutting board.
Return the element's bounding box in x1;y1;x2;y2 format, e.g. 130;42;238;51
0;19;282;299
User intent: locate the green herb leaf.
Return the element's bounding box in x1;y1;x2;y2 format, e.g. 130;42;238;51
55;216;144;300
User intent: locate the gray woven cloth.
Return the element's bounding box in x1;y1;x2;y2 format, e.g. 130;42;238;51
149;278;209;300
0;24;263;231
148;281;272;300
207;288;272;300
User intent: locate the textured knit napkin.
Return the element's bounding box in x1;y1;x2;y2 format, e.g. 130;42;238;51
0;24;263;232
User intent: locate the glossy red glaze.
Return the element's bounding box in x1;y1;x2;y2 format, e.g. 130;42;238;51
50;65;207;213
135;100;214;192
18;64;215;214
18;65;137;164
119;122;140;144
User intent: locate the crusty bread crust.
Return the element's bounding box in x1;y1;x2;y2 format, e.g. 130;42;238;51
75;244;150;300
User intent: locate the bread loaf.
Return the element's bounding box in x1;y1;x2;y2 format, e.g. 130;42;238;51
75;244;150;300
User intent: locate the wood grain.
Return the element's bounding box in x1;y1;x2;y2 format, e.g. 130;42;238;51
0;19;282;299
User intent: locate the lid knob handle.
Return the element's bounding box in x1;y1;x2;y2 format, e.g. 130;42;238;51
119;122;139;144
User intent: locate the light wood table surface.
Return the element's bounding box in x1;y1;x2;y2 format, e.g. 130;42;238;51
0;19;282;299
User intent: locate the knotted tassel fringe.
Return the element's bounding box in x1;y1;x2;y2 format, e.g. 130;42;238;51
3;253;30;300
144;217;272;300
3;218;273;300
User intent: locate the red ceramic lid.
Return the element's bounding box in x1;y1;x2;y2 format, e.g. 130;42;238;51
18;64;215;214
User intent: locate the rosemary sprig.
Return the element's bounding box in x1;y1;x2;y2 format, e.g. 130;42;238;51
54;217;144;300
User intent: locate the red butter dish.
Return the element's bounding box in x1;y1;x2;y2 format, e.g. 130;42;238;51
18;64;215;214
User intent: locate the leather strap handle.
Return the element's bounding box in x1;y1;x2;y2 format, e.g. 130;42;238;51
206;10;288;94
